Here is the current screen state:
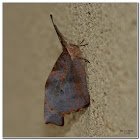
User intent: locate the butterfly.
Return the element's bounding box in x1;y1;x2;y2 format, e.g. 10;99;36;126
44;15;90;126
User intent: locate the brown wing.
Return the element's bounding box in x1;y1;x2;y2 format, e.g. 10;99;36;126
45;49;89;117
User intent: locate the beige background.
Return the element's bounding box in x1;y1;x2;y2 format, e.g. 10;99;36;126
3;3;137;137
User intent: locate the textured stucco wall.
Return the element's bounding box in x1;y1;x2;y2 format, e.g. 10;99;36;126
3;3;137;137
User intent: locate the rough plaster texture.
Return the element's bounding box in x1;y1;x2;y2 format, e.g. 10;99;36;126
3;3;137;137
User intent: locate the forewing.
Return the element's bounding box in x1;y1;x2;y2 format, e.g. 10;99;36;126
45;49;89;116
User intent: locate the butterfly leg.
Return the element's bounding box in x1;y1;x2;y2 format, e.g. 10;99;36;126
78;39;88;47
77;57;90;63
79;39;85;45
79;43;89;46
70;39;88;48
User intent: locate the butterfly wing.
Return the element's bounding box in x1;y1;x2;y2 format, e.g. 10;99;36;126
44;49;71;125
44;100;64;126
44;49;89;125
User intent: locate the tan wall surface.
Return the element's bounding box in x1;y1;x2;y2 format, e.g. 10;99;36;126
3;3;137;137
